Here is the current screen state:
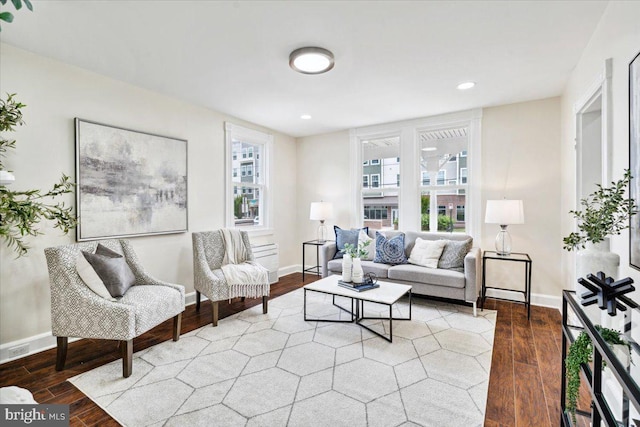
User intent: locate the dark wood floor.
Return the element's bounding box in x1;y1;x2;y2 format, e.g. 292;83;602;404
0;273;567;426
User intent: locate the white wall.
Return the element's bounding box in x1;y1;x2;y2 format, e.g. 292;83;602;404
297;98;563;304
481;97;562;301
560;1;640;302
295;130;351;249
0;44;298;345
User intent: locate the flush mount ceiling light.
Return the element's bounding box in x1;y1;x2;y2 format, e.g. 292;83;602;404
422;147;437;152
300;114;312;120
289;47;335;74
457;81;475;90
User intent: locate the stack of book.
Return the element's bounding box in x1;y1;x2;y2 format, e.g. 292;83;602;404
338;280;379;292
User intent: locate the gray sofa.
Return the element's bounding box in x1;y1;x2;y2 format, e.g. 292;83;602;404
319;230;481;316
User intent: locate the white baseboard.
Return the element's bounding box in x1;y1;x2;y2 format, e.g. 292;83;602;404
0;333;81;365
484;288;561;310
279;264;301;277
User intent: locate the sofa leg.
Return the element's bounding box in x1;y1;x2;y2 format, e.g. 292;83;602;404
55;337;68;371
173;313;182;341
195;291;201;311
212;301;219;327
473;301;477;317
122;339;133;378
262;295;268;314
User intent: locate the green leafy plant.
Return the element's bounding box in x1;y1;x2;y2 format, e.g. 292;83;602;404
343;239;371;259
0;93;77;256
0;0;33;31
563;170;636;251
420;213;454;231
565;326;631;423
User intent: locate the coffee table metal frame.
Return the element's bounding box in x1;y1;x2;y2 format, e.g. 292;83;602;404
303;277;412;342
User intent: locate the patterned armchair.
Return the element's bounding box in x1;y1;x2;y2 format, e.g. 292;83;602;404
192;230;269;326
44;239;185;378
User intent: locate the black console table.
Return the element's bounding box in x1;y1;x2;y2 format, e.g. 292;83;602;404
561;290;640;426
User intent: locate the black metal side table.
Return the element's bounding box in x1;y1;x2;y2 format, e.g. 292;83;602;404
302;240;333;281
481;250;532;319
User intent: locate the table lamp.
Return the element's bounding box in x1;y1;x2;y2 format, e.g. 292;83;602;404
309;201;334;242
485;199;524;256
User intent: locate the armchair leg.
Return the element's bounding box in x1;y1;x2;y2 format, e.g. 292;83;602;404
55;337;68;371
241;297;246;302
262;296;268;314
212;301;219;327
195;291;201;311
122;339;133;378
173;313;182;341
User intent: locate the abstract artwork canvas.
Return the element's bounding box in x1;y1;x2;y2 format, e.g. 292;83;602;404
630;51;640;270
75;119;187;241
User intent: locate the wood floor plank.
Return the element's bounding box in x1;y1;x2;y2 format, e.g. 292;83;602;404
514;361;549;426
485;335;515;425
0;274;565;426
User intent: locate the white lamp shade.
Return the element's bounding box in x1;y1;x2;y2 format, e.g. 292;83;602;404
485;200;524;225
309;201;334;221
0;170;15;186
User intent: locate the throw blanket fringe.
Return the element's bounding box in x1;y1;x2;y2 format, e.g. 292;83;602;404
220;229;270;300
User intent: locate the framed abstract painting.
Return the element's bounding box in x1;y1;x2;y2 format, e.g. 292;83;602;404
630;51;640;270
75;119;188;241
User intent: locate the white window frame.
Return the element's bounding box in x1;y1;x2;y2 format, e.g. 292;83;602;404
370;174;380;188
349;109;482;236
363;174;369;188
460;167;468;184
370;159;380;165
225;122;273;235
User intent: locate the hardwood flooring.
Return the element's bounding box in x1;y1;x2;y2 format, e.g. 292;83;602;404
0;273;565;426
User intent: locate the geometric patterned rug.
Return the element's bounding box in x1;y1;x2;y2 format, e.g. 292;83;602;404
69;287;496;427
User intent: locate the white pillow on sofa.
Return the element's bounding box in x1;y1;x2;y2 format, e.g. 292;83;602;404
358;229;375;260
408;238;447;268
76;252;117;301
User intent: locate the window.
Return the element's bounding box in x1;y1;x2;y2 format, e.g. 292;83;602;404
361;136;400;230
225;123;273;231
352;111;479;235
421;172;430;185
460;168;468;184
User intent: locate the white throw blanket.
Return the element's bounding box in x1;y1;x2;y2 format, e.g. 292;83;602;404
220;229;270;299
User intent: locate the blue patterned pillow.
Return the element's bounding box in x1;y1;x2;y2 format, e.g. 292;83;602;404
374;232;408;265
333;226;369;259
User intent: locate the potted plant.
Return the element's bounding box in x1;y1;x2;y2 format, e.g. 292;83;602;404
565;325;631;423
343;240;371;283
563;170;636;280
0;93;77;256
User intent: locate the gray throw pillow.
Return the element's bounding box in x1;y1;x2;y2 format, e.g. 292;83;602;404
333;226;369;259
82;244;136;298
437;238;472;271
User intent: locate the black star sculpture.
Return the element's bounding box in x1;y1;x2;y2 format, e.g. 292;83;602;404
578;271;635;316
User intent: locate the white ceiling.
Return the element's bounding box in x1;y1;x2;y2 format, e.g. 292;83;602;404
0;1;608;138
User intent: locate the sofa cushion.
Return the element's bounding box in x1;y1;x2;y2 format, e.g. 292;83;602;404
374;232;408;265
327;259;390;278
388;264;465;288
408;238;446;268
333;226;368;259
438;238;473;271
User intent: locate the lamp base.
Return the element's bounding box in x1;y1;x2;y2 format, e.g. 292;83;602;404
495;225;512;256
317;221;328;243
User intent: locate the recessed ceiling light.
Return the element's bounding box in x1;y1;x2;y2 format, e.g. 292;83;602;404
300;114;312;120
422;147;437;152
457;81;475;90
289;47;335;74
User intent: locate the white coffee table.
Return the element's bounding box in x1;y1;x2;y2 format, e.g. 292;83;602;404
303;275;412;342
